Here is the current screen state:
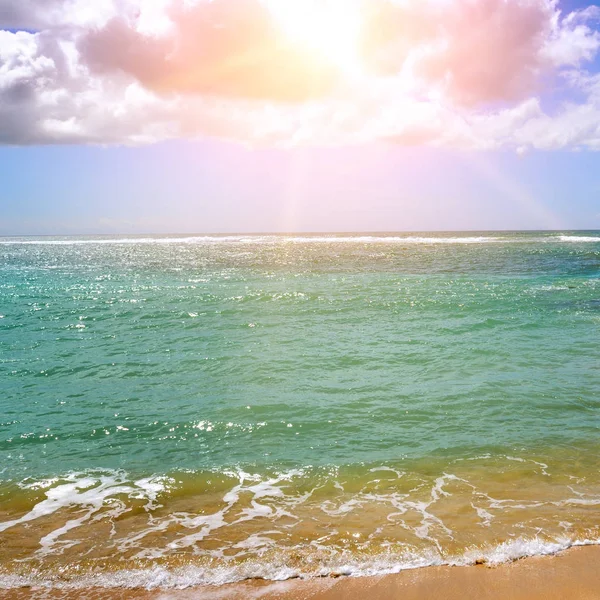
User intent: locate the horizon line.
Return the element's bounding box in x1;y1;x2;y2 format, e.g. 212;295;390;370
1;228;599;238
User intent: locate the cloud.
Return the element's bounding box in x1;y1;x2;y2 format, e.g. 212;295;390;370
363;0;556;106
422;0;553;105
0;0;599;149
0;0;63;29
79;1;339;102
0;0;117;29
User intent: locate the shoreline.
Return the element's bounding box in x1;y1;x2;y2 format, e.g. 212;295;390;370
4;545;600;599
166;545;600;599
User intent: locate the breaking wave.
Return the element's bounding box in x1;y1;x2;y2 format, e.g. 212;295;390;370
1;460;599;590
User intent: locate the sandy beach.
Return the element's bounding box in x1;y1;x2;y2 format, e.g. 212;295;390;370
3;545;600;600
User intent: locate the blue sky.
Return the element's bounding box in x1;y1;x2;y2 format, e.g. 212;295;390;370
1;0;600;235
1;142;598;234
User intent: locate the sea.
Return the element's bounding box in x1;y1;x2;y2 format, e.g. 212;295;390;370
0;231;599;591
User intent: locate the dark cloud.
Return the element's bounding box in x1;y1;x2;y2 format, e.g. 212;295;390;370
0;0;64;29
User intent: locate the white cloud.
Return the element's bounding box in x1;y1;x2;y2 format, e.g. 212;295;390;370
0;0;599;149
543;5;600;66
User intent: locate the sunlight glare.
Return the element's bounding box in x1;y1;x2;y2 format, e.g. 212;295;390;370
265;0;364;73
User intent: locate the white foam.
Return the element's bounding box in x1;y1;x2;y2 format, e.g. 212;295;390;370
3;466;600;590
0;235;505;246
457;537;572;566
369;466;404;478
6;233;597;247
2;537;596;590
0;236;257;246
246;481;285;499
471;503;494;527
505;456;551;476
320;497;361;517
166;512;228;551
232;533;279;551
0;472;171;555
155;469;307;553
559;235;600;242
533;285;571;292
276;236;503;244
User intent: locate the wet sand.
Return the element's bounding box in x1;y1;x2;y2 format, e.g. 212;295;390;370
4;545;600;600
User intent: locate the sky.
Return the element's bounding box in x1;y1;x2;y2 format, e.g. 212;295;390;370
1;0;599;234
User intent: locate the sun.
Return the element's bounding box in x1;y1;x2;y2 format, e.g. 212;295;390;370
264;0;364;73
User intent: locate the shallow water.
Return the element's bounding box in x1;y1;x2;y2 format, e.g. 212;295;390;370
1;231;599;589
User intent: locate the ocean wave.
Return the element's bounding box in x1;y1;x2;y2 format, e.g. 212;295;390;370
558;235;600;243
1;459;600;590
0;236;257;246
286;236;507;244
1;233;598;246
0;235;503;246
0;537;597;590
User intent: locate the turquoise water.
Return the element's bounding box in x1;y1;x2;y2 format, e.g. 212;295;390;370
1;232;599;588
